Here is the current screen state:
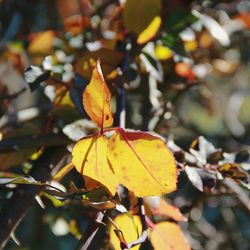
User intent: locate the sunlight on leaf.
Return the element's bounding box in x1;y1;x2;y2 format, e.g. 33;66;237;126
137;16;161;45
155;45;174;60
54;162;74;181
150;222;191;250
83;60;113;128
72;134;118;196
144;197;187;221
108;130;177;197
110;213;142;250
28;30;55;54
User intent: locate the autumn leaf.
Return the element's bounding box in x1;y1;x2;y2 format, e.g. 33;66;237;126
59;60;177;197
175;62;196;82
109;213;142;250
72;134;118;196
144;197;187;222
149;222;191;250
107;129;177;197
83;60;113;128
218;163;249;183
28;30;55;54
155;45;174;60
137;16;161;45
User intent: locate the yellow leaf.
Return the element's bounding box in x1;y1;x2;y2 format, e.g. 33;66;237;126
83;60;113;128
72;134;118;195
150;222;191;250
155;45;174;60
184;40;198;52
28;30;55;54
108;129;177;197
54;86;75;108
110;214;142;250
137;16;161;45
54;162;74;181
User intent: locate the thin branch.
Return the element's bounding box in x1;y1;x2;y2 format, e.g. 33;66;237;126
75;212;105;250
0;146;67;249
1;87;27;100
223;178;250;212
0;133;71;153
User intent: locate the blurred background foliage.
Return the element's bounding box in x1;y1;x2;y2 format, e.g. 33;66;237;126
1;0;250;250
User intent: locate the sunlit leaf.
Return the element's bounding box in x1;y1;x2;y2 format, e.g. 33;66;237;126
82;199;116;210
154;45;174;60
144;197;187;222
150;222;191;250
72;134;118;196
109;213;142;250
0;176;41;185
184;40;198;52
28;30;55;54
83;60;113;128
108;129;177;197
137;16;161;45
175;62;196;81
218;163;249;183
54;162;74;181
185;166;203;192
54;86;75;108
42;192;64;207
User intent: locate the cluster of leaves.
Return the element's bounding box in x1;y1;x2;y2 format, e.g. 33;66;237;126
1;0;250;250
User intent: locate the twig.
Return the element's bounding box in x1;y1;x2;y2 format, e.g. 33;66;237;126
1;87;27;100
0;146;67;249
223;178;250;212
0;133;71;153
75;212;105;250
125;198;148;249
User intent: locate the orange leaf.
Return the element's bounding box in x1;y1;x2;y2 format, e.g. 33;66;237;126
109;213;142;250
72;134;118;195
137;16;161;45
144;197;187;222
175;62;196;82
83;60;113;128
108;129;177;197
150;222;191;250
64;15;89;35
